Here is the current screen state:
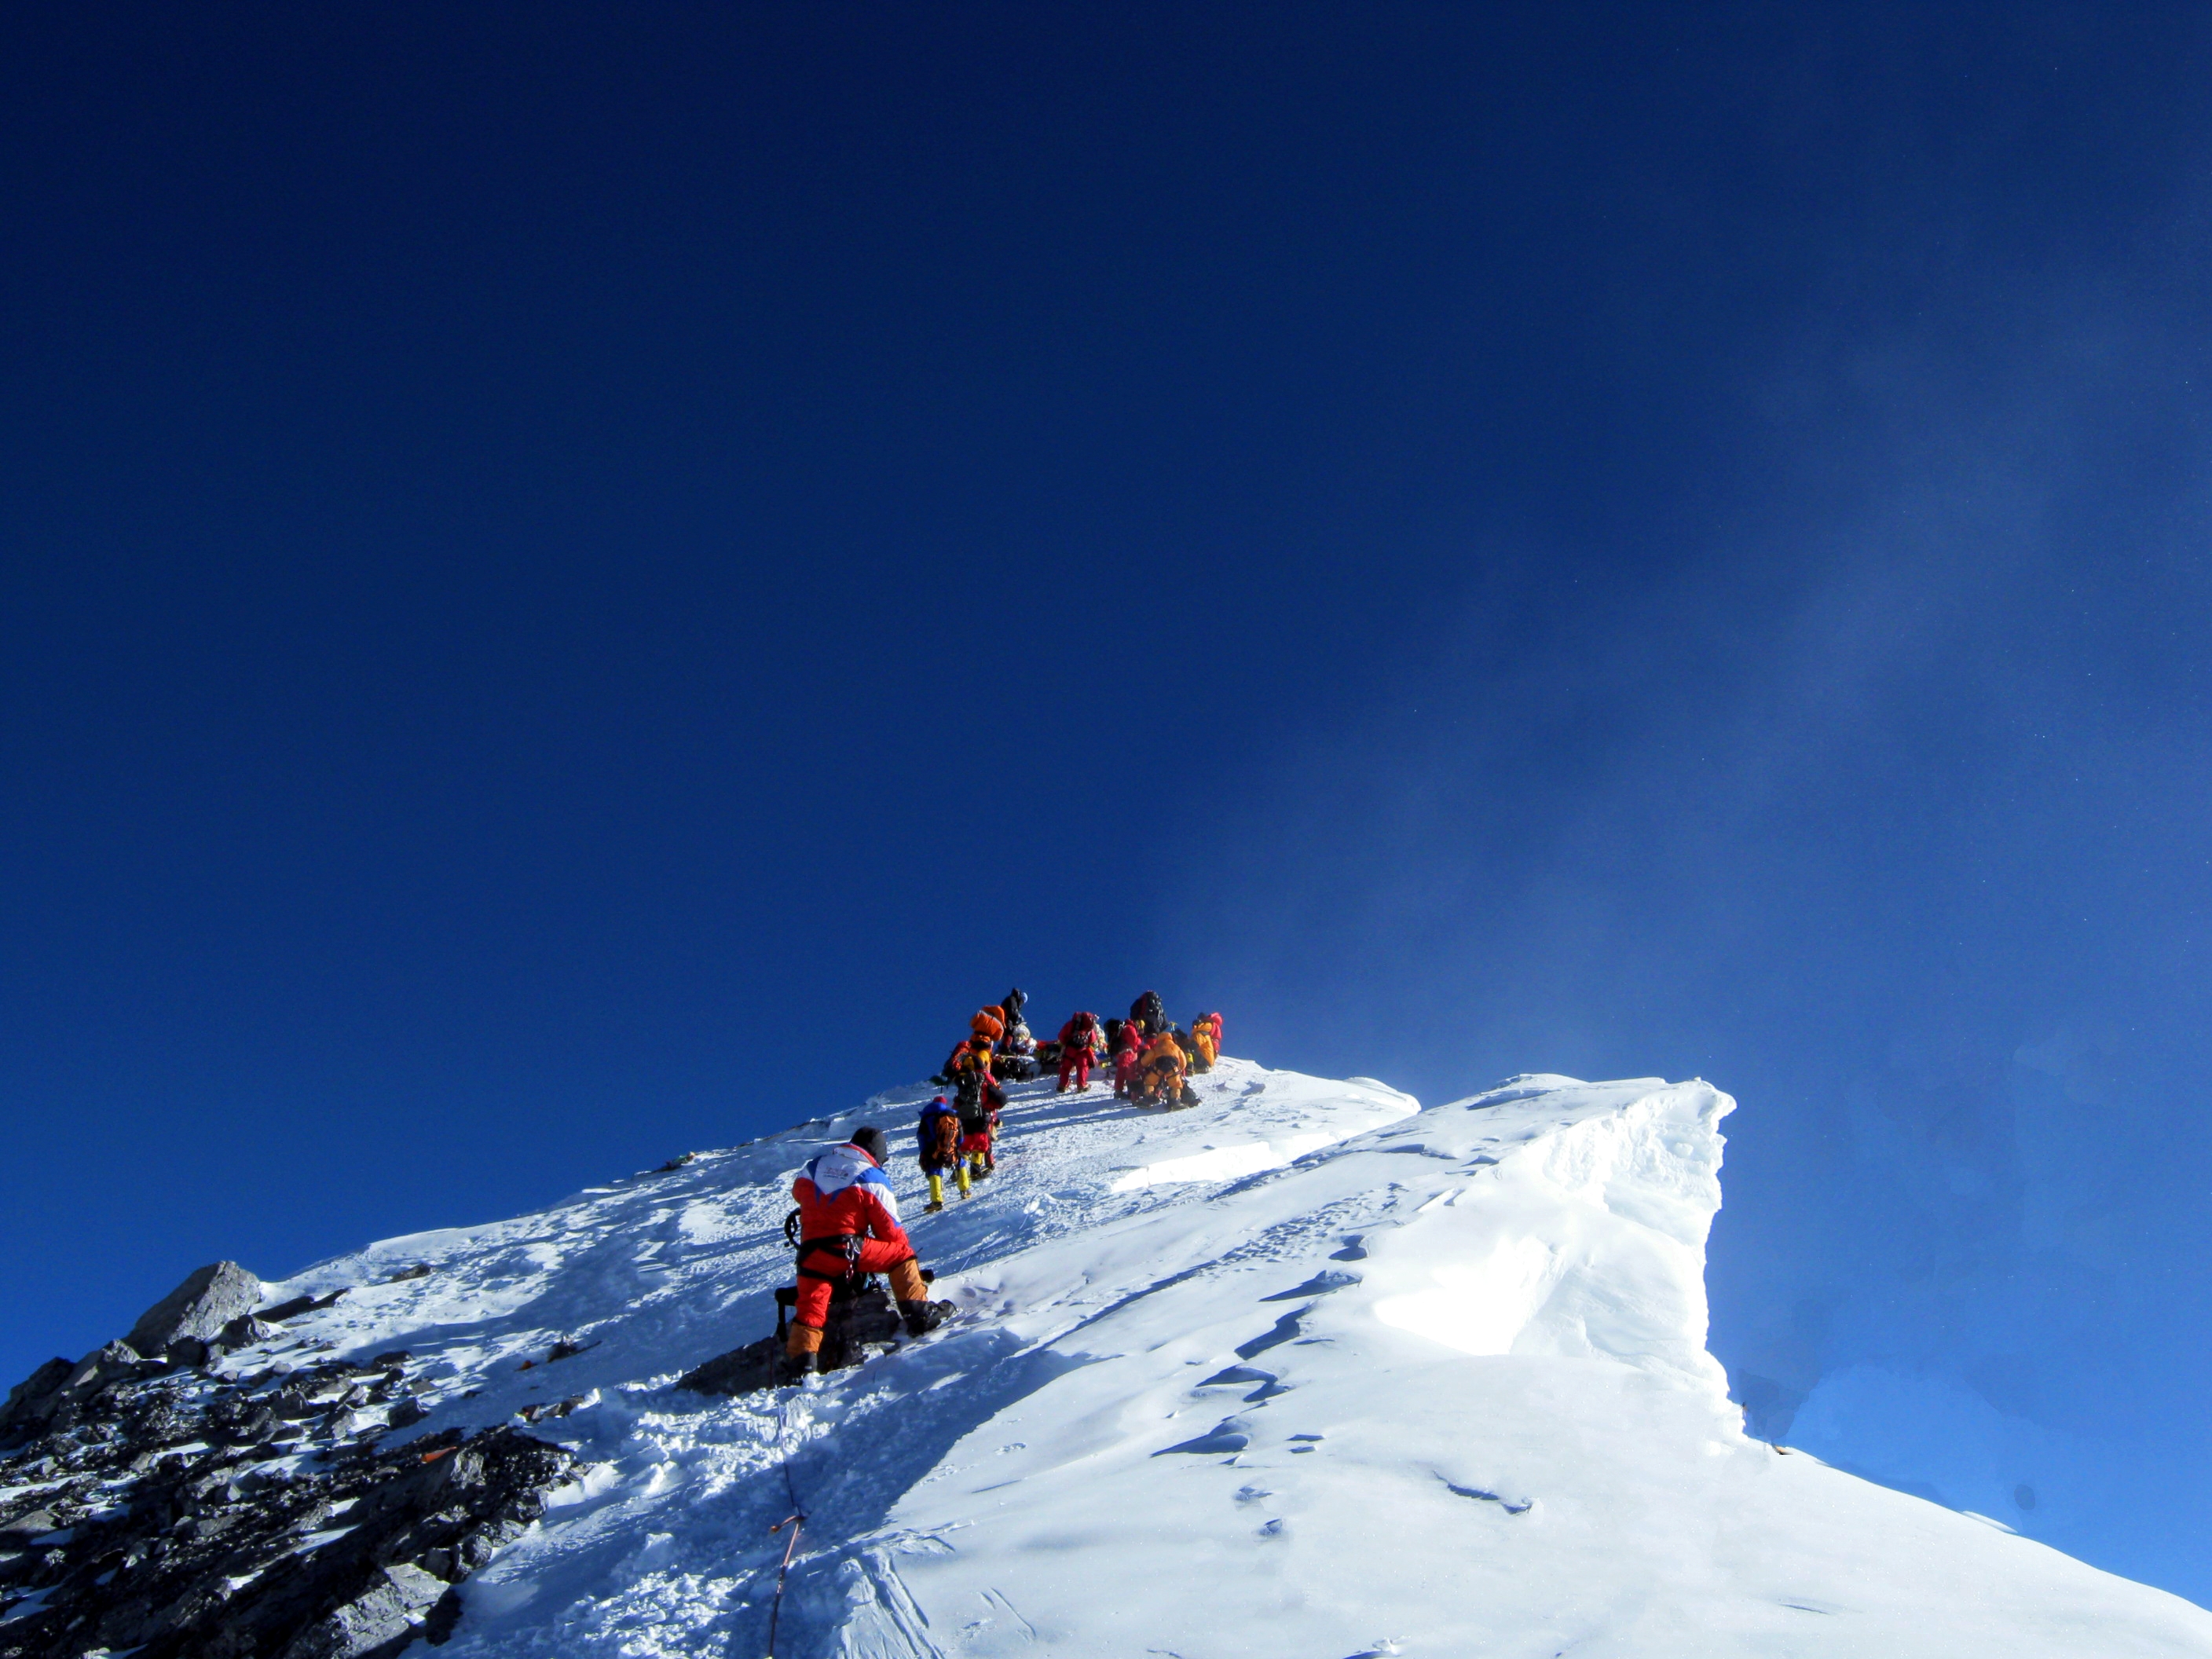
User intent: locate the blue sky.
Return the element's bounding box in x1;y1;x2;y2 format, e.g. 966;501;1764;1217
5;1;2211;1601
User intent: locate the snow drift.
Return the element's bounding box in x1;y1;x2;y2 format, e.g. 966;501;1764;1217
159;1063;2212;1655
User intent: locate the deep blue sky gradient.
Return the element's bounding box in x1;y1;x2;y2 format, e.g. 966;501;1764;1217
6;1;2212;1600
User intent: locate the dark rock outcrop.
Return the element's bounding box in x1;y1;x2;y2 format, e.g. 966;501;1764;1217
678;1283;950;1397
0;1361;72;1434
0;1342;163;1441
0;1348;576;1658
221;1313;277;1349
255;1288;347;1325
282;1561;449;1657
124;1262;265;1357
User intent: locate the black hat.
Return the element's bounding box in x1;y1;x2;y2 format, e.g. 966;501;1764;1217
850;1126;889;1163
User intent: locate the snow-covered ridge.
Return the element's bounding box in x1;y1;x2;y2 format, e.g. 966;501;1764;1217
236;1062;2212;1657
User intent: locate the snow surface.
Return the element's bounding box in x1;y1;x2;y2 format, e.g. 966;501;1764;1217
231;1060;2212;1657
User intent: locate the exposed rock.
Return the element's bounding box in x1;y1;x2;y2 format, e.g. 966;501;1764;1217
0;1512;57;1547
222;1313;276;1346
0;1349;576;1659
124;1262;264;1357
676;1335;785;1397
279;1562;449;1658
256;1287;347;1324
384;1263;433;1284
63;1339;145;1396
0;1361;72;1433
679;1283;950;1397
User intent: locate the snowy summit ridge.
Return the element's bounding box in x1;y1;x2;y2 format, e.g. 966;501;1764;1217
103;1064;2212;1654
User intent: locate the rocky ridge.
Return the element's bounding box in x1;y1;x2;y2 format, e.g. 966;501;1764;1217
0;1265;576;1659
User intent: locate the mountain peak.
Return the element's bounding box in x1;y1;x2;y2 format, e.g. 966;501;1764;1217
6;1061;2205;1656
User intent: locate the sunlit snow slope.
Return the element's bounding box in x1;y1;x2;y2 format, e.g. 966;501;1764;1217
240;1061;2212;1657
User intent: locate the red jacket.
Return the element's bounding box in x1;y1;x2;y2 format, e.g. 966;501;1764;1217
791;1143;910;1251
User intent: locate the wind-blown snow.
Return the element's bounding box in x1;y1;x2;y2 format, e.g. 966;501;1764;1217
236;1061;2212;1657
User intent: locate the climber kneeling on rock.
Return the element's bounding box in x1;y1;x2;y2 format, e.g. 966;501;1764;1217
784;1127;945;1381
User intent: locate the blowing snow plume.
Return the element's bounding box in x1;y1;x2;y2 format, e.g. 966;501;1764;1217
3;1060;2206;1657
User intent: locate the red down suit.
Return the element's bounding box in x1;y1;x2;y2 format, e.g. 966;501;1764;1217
789;1141;923;1331
1057;1014;1098;1091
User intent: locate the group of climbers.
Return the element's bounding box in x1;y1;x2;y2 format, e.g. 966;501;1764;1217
935;989;1042;1085
918;1055;1005;1213
1028;994;1226;1108
933;983;1227;1123
939;1064;1005;1203
1111;992;1221;1109
774;985;1226;1384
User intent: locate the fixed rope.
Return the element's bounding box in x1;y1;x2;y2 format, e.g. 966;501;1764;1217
763;1368;811;1658
764;1510;804;1659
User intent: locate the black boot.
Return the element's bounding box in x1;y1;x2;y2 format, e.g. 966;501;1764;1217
778;1347;819;1386
899;1300;948;1338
